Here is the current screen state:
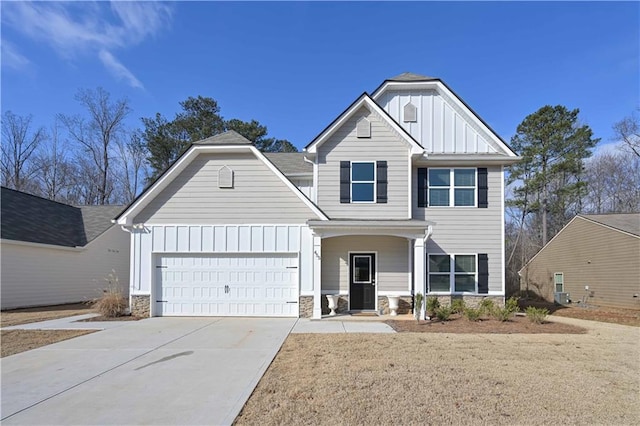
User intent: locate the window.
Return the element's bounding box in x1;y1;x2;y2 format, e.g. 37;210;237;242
427;168;476;207
351;162;375;202
554;273;564;292
428;254;478;293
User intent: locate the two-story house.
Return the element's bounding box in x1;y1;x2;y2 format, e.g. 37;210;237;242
115;73;519;318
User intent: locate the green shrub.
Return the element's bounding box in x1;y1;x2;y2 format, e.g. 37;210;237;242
505;296;520;314
414;293;424;321
435;305;452;321
93;272;127;317
450;299;466;314
479;298;496;316
525;306;549;324
426;297;440;316
492;307;512;322
464;307;482;322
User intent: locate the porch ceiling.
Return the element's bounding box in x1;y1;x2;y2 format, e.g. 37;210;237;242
307;219;434;239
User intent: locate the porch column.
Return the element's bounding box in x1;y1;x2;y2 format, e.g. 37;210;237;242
413;237;426;296
312;234;322;319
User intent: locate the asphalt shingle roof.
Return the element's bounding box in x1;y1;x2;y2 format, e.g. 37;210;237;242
581;213;640;237
193;130;252;146
1;187;123;247
264;153;312;175
388;72;437;82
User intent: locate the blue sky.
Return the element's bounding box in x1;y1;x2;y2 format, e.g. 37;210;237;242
2;1;638;151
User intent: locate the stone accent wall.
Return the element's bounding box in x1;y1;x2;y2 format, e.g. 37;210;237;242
131;295;150;317
299;296;313;318
426;295;504;309
378;296;413;315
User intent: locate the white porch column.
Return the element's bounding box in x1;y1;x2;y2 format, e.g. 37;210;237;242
413;237;426;296
312;235;322;319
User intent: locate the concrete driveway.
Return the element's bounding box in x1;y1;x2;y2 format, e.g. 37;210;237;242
1;317;296;425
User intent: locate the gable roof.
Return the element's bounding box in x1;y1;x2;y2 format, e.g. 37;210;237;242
388;72;437;82
580;213;640;237
115;131;328;225
304;92;424;156
264;153;312;176
1;187;122;247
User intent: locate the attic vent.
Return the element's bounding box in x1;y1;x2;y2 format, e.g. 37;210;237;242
403;102;417;122
218;166;233;188
356;117;371;138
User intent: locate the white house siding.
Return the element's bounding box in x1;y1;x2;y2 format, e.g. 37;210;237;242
289;177;315;201
377;89;501;154
0;227;130;310
413;165;504;294
320;235;410;294
129;225;314;296
316;107;410;219
134;153;316;224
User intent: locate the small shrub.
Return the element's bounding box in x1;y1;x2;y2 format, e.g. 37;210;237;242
93;272;127;317
492;307;513;322
526;306;549;324
414;293;424;321
464;307;482;322
450;299;466;314
505;296;520;314
426;297;440;316
435;305;452;321
479;298;496;316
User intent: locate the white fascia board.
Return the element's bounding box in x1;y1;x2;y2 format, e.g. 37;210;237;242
373;81;518;158
250;146;328;220
1;238;85;252
306;95;424;156
417;154;522;166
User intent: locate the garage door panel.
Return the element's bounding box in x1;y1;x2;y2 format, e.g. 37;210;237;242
156;253;298;317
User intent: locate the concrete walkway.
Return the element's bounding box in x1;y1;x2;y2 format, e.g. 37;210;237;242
1;313;131;330
291;318;395;333
1;317;296;425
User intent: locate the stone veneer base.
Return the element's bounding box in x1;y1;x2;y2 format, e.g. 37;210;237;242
131;295;150;317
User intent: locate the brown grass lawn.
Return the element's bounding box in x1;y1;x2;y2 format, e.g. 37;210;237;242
236;322;640;425
1;329;96;357
0;303;95;327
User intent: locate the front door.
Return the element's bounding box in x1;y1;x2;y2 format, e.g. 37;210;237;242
349;253;376;310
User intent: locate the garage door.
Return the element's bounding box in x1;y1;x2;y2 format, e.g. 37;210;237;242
155;253;299;317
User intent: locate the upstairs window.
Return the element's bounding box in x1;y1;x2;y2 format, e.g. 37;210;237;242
428;168;476;207
351;162;375;202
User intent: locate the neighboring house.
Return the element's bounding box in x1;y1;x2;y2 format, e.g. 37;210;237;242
519;214;640;310
115;73;520;318
1;187;130;310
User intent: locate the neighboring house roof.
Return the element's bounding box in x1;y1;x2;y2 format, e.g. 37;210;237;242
264;153;312;176
193;130;252;146
580;213;640;237
0;187;123;247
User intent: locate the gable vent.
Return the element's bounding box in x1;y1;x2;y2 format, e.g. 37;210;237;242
356;117;371;138
218;166;234;188
403;102;417;122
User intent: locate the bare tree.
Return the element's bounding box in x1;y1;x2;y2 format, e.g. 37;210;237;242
1;111;46;192
613;111;640;158
582;152;640;213
115;131;148;203
58;88;131;204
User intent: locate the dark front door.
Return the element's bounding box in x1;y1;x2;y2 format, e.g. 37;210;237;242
349;253;376;310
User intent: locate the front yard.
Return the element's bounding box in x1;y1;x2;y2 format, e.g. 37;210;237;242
236;319;640;425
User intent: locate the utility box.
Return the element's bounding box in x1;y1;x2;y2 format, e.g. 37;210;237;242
554;292;570;305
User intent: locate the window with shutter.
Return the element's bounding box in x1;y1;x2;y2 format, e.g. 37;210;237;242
376;161;387;203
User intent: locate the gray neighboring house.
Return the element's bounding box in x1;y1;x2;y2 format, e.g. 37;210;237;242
115;73;520;319
519;214;640;309
1;187;130;309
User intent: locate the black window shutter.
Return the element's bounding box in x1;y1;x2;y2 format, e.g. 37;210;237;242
478;168;488;208
340;161;351;203
417;168;428;207
376;161;387;203
478;253;489;294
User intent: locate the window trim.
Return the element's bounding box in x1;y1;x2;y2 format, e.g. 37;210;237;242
427;168;477;208
350;161;376;203
554;272;564;293
427;253;478;294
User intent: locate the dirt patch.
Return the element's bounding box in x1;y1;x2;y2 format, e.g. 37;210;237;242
1;329;96;358
77;315;143;322
235;324;640;425
521;300;640;327
0;303;95;327
386;315;586;334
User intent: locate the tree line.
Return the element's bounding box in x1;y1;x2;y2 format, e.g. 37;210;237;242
1;87;297;205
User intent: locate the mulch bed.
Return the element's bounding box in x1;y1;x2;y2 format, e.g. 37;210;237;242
77;315;143;322
386;315;587;334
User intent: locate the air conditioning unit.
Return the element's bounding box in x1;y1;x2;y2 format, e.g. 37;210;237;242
554;292;570;305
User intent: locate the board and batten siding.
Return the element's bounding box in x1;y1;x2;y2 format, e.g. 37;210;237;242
134;153;317;224
377;90;501;154
130;224;314;295
0;227;130;309
321;236;410;294
316;107;410;219
414;165;504;294
521;218;640;309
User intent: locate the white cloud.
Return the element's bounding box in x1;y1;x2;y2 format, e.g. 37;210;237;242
99;49;144;89
1;1;173;88
1;39;31;70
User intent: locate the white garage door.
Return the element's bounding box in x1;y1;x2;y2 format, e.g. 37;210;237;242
155;253;299;317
